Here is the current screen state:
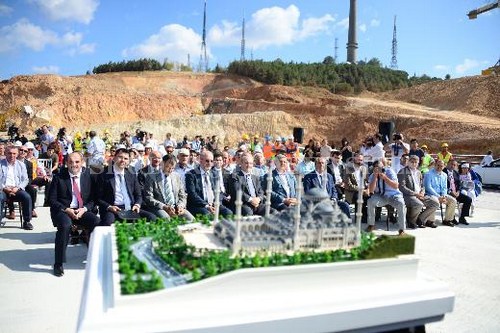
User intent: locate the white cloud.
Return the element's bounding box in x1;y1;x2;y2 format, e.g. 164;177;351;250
0;19;93;54
337;17;349;30
359;24;367;33
0;19;58;52
32;65;60;74
434;64;450;71
370;19;380;27
455;58;481;73
208;5;335;49
0;4;13;16
30;0;99;24
122;24;208;64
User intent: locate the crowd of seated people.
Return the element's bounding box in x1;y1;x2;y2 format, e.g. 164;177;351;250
0;125;491;277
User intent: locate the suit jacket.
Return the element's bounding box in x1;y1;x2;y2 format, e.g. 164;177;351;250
268;169;297;210
49;167;95;216
343;163;368;203
397;166;423;197
211;167;231;201
0;159;29;190
303;171;338;201
444;168;460;194
228;169;266;207
97;166;142;211
143;172;187;210
327;161;345;184
185;167;217;211
138;164;159;187
21;159;34;183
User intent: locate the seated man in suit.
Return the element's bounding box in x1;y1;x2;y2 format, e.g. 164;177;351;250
137;150;162;187
327;150;345;200
343;152;369;222
366;159;406;235
398;155;439;229
143;154;194;221
269;154;297;211
444;159;472;225
0;145;33;230
303;156;351;217
212;150;232;207
185;150;232;217
97;148;156;226
48;152;100;277
228;152;273;216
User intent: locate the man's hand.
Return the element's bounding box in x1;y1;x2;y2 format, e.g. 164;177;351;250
207;205;216;214
249;197;261;208
163;205;176;216
65;208;78;219
132;204;140;213
438;196;447;204
284;198;297;206
176;206;186;215
74;208;85;219
108;205;122;213
416;192;425;200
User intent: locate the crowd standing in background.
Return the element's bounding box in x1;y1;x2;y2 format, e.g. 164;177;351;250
0;124;493;276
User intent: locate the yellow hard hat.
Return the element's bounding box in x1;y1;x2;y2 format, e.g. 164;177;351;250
441;142;449;148
242;134;250;140
104;129;110;134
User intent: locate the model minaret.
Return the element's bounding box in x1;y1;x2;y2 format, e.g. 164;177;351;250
265;167;272;217
233;188;242;254
355;166;366;246
293;174;303;251
213;178;220;225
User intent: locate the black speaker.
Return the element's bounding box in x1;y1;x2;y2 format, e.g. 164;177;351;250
378;121;395;145
293;127;304;144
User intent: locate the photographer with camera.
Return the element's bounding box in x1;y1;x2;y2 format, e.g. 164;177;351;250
387;133;409;173
366;159;406;236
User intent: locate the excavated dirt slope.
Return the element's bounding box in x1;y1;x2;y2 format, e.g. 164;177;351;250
1;71;499;153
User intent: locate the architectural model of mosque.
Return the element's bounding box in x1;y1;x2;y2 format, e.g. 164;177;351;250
212;173;360;254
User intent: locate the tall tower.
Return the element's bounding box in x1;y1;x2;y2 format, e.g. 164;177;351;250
199;0;208;72
240;14;246;61
334;37;338;63
346;0;358;63
390;15;398;69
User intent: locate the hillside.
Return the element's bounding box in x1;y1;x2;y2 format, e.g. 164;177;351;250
1;71;499;153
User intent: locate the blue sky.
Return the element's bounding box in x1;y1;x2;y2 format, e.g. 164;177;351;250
0;0;498;80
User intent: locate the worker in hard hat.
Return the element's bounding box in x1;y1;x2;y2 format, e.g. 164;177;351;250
437;143;453;164
262;134;273;159
102;129;113;151
73;131;85;153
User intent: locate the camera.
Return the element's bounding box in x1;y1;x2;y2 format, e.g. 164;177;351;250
393;134;402;141
7;125;19;140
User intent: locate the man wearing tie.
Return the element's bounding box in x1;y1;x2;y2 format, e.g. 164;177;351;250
303;156;351;217
185;151;232;217
270;154;297;211
143;154;194;221
228;152;272;216
48;152;100;277
97;148;156;225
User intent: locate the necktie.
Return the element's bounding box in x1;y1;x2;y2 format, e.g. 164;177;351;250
204;173;214;204
120;174;132;210
163;175;175;206
72;176;83;208
449;172;456;192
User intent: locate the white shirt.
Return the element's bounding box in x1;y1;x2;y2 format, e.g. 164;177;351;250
5;163;16;187
331;163;343;184
69;171;82;208
278;172;290;197
113;167;130;206
409;168;421;194
480;155;493;166
370;142;385;162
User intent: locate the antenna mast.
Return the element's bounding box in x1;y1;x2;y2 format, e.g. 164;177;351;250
390;15;398;69
199;0;208;72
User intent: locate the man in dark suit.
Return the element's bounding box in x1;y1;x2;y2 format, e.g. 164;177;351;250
269;154;297;211
444;159;472;225
398;155;439;229
143;154;194;221
212;150;232;207
228;152;273;216
185;150;232;217
97;148;156;226
48;152;100;277
303;157;351;217
16;144;39;218
327;150;345;200
137;150;162;187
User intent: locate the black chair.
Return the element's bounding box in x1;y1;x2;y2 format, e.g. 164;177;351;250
4;198;23;228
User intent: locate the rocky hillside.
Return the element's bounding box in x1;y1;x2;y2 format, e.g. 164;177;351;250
1;71;499;153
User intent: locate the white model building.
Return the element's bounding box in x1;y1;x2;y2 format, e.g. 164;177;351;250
214;187;358;254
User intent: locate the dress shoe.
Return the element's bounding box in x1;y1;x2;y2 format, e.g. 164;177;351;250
365;225;374;232
425;221;438;228
459;217;469;225
32;210;38;218
23;221;34;230
442;220;455;227
7;211;15;220
452;218;459;225
54;264;64;277
389;215;397;224
398;229;406;236
406;222;417;229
